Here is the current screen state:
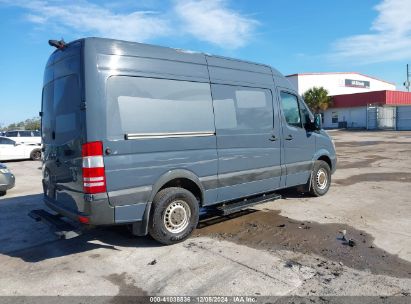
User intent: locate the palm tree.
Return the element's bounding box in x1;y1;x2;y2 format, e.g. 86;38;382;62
302;87;332;113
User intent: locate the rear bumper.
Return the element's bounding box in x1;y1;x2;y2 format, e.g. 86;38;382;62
0;173;15;191
44;194;114;225
43;193;150;235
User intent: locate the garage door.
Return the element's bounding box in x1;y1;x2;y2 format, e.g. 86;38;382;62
348;107;366;128
397;106;411;130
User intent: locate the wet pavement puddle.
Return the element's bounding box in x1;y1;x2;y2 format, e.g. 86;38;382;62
194;210;411;278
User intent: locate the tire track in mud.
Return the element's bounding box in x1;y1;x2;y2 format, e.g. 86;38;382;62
194;210;411;278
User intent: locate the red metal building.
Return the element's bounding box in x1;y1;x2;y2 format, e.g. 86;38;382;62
324;90;411;130
332;90;411;108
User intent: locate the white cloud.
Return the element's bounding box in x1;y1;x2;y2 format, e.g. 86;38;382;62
9;0;170;42
25;13;47;24
174;0;258;49
330;0;411;64
1;0;257;49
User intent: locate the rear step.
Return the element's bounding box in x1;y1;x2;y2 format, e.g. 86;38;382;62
29;209;82;239
214;192;281;216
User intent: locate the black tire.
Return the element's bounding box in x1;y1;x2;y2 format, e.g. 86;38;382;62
309;160;331;197
0;191;6;197
148;187;199;245
30;149;41;161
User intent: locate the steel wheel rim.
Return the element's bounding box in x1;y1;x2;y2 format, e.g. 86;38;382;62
316;168;328;190
163;200;191;234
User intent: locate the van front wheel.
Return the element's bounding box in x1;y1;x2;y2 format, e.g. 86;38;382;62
148;187;199;245
309;160;331;197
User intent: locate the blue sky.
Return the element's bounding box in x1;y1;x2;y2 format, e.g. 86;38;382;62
0;0;410;125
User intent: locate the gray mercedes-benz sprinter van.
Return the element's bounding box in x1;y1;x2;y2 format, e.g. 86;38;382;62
35;37;336;245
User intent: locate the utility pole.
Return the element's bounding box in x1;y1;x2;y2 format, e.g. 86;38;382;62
404;64;410;92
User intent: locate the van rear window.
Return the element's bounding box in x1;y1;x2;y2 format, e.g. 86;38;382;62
107;77;215;138
41;74;81;144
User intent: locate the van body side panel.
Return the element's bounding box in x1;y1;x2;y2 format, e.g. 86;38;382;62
314;131;337;173
103;138;218;206
207;56;274;87
84;40;218;217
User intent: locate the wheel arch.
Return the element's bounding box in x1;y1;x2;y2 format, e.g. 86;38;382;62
313;149;333;171
317;155;332;171
149;169;205;206
137;170;205;237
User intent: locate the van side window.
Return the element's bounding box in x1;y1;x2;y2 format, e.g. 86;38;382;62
212;85;273;133
280;92;302;128
107;77;215;138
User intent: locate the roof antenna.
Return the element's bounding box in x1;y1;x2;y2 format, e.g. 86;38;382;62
48;38;66;49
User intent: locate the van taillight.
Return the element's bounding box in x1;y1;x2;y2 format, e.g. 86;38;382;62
82;141;106;194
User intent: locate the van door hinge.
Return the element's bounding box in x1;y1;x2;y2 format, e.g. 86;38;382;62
80;101;87;110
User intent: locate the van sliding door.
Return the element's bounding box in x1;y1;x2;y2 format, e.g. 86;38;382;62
212;84;282;202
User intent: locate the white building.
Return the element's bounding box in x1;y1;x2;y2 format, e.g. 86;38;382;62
286;72;396;96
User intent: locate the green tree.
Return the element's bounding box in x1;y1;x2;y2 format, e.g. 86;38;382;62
24;117;41;130
302;87;332;113
0;117;41;131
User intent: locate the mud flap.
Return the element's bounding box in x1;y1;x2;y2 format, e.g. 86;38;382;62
308;170;314;192
131;202;152;236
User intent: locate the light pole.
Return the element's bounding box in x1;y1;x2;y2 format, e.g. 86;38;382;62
404;64;410;92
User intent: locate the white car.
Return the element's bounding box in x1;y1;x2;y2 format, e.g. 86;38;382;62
0;137;42;161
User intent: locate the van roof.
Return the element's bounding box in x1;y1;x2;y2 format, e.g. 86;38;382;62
62;37;283;77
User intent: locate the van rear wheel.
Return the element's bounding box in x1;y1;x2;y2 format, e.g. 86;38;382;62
309;160;331;197
148;187;199;245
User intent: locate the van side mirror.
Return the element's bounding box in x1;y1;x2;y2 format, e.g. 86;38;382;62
314;114;322;130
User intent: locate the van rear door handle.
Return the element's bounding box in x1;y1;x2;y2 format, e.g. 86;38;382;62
285;135;293;140
269;135;277;141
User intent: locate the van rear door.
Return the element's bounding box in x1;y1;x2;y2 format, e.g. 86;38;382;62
41;42;86;216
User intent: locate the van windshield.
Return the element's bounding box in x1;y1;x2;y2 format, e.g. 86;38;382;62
41;74;81;144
